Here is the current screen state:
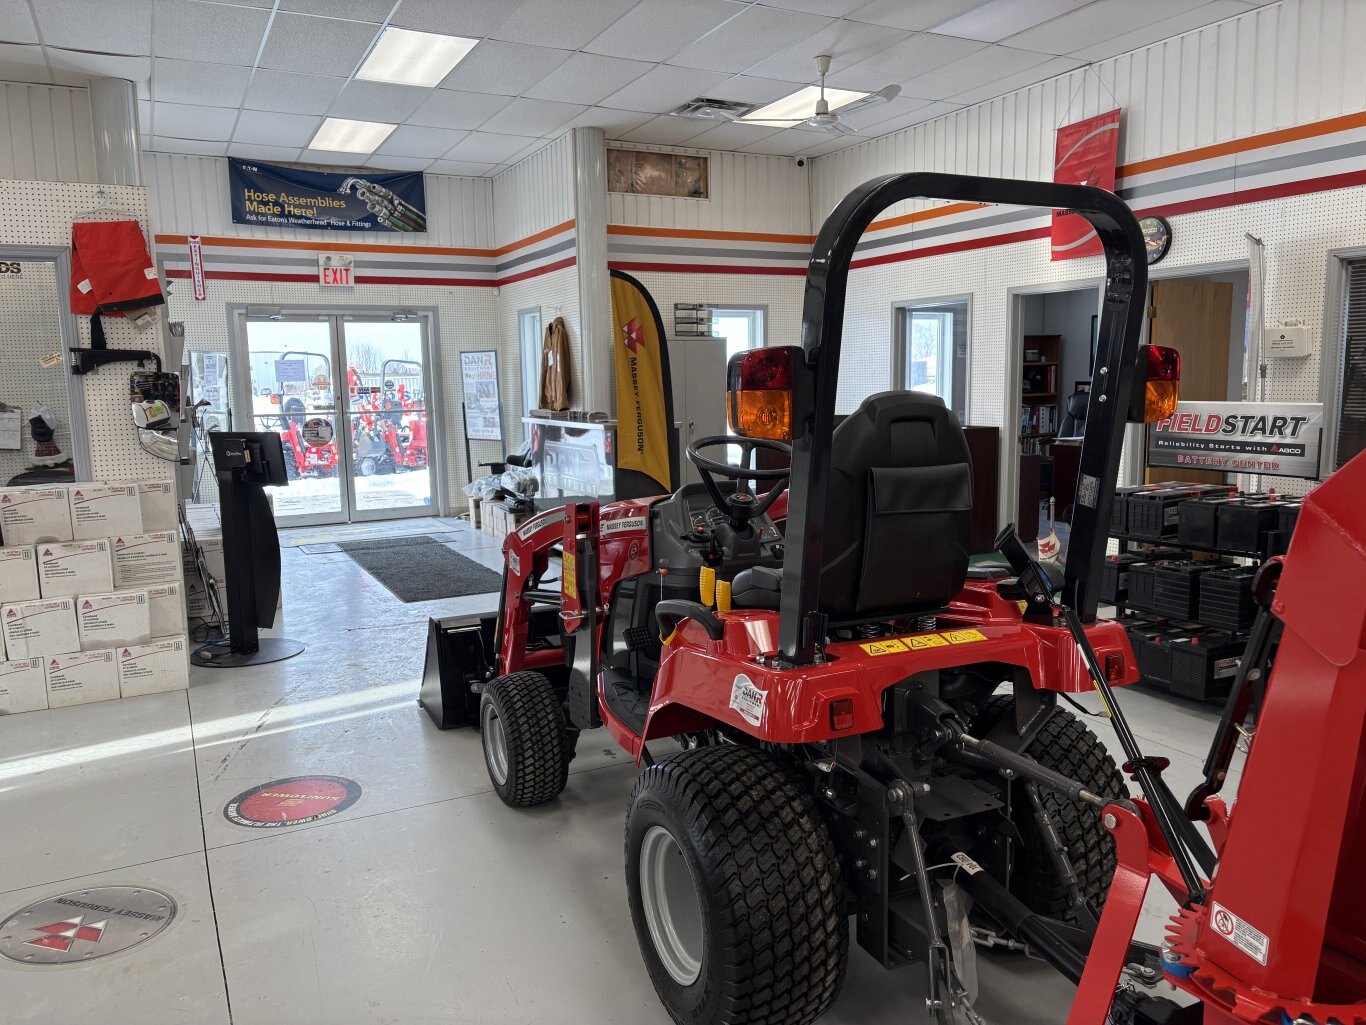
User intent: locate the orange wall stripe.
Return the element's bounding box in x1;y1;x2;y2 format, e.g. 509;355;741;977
865;201;990;233
607;224;815;245
1118;110;1366;178
156;219;575;260
494;218;576;255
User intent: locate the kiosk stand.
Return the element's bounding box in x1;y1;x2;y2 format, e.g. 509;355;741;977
192;432;305;668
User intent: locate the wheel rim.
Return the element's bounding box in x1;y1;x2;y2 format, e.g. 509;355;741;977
639;825;705;986
481;699;509;786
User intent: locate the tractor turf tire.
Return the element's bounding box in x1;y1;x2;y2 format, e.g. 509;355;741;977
282;444;299;481
974;696;1127;918
479;672;571;807
625;745;847;1025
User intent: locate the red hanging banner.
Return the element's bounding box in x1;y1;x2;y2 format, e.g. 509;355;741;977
1051;109;1121;261
187;235;207;301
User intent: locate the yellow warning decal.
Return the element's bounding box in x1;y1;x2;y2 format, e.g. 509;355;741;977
942;629;989;645
859;638;908;656
562;550;578;601
905;633;950;650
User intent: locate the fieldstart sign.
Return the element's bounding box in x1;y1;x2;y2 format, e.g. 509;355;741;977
228;159;426;232
1147;400;1324;479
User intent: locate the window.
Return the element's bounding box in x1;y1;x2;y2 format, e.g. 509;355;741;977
710;307;765;362
1333;259;1366;470
519;307;542;415
894;299;968;420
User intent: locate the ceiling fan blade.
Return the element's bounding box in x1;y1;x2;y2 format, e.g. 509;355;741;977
709;107;744;122
834;83;901;117
828;120;859;136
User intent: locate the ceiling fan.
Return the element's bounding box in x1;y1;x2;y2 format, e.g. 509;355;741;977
730;54;900;135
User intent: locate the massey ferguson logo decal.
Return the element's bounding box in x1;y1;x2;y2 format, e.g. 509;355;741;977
622;316;643;353
1;887;177;965
24;916;107;953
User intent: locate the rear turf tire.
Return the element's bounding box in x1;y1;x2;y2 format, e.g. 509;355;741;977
974;696;1127;916
479;672;570;807
625;745;847;1025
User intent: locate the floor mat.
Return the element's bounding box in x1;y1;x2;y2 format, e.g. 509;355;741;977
337;536;503;602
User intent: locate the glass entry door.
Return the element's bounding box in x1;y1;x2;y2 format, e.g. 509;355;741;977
233;310;437;526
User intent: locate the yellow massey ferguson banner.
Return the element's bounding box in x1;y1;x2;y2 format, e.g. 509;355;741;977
610;270;675;494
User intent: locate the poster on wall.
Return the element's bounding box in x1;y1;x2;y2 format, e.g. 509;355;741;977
1147;400;1324;479
227;159;427;233
1051;109;1120;261
460;351;503;442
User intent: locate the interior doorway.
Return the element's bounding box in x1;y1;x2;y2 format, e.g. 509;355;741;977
230;308;440;526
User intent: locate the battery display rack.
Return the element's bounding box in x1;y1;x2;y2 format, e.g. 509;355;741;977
1103;482;1304;703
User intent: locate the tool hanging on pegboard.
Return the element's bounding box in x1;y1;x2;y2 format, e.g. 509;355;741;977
69;197;164;376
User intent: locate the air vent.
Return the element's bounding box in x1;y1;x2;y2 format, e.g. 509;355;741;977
667;97;755;120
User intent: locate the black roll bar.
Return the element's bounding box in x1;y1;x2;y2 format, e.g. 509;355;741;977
778;173;1148;665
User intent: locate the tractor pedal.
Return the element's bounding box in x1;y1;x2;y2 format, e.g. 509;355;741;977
623;626;653;652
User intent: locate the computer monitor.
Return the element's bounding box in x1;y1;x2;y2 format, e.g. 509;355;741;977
208;431;289;487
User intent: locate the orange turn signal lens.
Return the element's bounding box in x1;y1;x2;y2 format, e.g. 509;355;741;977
729;390;793;440
726;346;798;440
1143;345;1181;422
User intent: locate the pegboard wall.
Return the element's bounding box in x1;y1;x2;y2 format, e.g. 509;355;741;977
0;179;170;484
0;261;70;482
496;265;581;450
627;272;806;351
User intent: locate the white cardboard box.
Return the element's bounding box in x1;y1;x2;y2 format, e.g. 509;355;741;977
0;546;40;603
37;539;114;598
0;657;47;714
0;488;73;545
117;636;189;698
113;531;181;588
196;532;225;582
69;484;142;540
44;648;119;707
2;598;78;659
137;481;177;532
77;590;151;650
146;581;185;637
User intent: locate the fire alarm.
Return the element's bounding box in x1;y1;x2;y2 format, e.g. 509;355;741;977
1264;320;1311;358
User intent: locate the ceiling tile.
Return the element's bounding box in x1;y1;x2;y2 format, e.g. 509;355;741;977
428;158;501;176
152;0;270;66
931;0;1095;42
151;135;229;156
47;51;151;89
280;0;392;21
409;89;513;130
389;0;523;37
228;143;304;163
438;39;573;95
485;97;588;136
492;0;640;49
850;0;992;32
756;0;868;15
670;6;832;74
258;13;379;76
1069;0;1252;61
505;137;554;164
851;97;962;134
684;121;784;149
948;53;1083;105
899;44;1052;100
563;106;654;136
583;0;746;62
233;109;321;146
828;31;988;92
329;80;432;122
35;0;151;54
299;148;382;166
739;131;817;155
152;58;251;106
834;94;936;131
445;131;541;162
151;101;239;141
1005;0;1218;56
364;153;432;171
0;43;51;84
712;75;805;104
374;124;469;158
743;19;910;83
524;52;653;105
598;64;730;113
243;70;347;115
617;115;715;146
0;0;37;44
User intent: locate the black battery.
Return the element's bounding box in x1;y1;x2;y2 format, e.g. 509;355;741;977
1128;484;1233;539
1101;553;1144;603
1168;631;1247;702
1177;496;1236;549
1198;566;1258;632
1112;485;1163;534
1274;501;1302;555
1217;499;1281;554
1125;622;1171;687
1126;562;1161;614
1151;560;1220;620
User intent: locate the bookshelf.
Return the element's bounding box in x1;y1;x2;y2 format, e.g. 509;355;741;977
1020;334;1061;455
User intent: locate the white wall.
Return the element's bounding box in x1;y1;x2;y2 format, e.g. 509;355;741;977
0;83;95;184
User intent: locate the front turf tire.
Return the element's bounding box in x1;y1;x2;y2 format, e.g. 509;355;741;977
479;671;570;807
625;745;847;1025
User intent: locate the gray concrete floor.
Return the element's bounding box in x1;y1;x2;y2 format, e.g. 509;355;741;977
0;516;1236;1024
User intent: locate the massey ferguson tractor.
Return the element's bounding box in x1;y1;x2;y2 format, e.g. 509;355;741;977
437;173;1364;1025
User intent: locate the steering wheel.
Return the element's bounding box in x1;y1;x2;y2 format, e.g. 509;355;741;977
686;435;791;530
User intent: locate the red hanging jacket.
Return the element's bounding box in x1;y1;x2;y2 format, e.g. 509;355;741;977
70;219;164;316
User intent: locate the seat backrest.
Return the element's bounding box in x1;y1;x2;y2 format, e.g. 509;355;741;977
819;392;972;622
1059;389;1089;438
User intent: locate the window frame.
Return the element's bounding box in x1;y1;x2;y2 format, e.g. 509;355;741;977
891;295;971;419
518;306;543;417
1319;247;1366;478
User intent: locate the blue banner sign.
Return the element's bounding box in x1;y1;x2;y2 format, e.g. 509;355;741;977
228;159;427;233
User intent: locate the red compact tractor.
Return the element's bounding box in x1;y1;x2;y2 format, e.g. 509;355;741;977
437;173;1364;1025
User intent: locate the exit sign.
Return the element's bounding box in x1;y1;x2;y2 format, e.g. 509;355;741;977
319;253;354;286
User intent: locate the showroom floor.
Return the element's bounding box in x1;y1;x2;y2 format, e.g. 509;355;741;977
0;517;1240;1025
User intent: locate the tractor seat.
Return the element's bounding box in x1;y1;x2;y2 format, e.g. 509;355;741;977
731;565;781;610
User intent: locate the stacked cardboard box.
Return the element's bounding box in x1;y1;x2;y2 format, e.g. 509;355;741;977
0;482;189;713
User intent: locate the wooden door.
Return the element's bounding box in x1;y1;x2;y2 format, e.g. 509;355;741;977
1145;278;1235;484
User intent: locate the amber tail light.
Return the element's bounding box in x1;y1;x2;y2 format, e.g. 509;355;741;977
726;347;798;441
1143;345;1180;423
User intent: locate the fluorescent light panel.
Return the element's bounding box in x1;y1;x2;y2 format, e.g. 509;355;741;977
742;85;869;127
309;117;396;154
357;27;478;88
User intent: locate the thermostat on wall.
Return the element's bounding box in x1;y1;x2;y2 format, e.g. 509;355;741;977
1264;320;1311;358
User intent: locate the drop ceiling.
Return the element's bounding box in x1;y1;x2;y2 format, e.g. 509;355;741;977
1;0;1277;176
